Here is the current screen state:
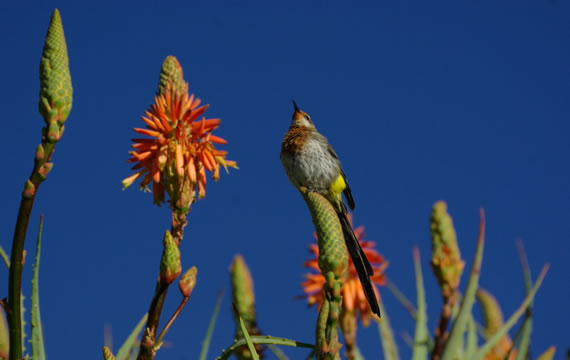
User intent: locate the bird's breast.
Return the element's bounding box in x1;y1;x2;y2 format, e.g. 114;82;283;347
281;129;339;191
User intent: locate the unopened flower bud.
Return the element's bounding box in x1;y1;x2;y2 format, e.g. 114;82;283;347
35;144;45;161
179;266;197;297
39;9;72;124
160;230;181;285
38;162;53;180
24;180;36;198
47;121;60;143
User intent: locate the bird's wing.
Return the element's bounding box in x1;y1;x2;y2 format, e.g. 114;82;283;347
326;143;356;211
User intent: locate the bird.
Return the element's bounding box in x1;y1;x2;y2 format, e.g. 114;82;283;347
280;100;380;318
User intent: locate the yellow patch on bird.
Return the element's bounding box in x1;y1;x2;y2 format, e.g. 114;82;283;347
329;174;346;198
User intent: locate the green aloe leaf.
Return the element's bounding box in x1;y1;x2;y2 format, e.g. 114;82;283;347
217;335;314;360
377;300;400;360
0;246;9;268
514;240;533;360
116;313;148;360
199;289;225;360
30;216;46;360
440;210;485;360
385;278;417;319
412;248;429;360
465;313;478;358
471;264;549;360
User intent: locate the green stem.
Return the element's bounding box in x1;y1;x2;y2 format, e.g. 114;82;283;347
8;141;56;360
8;195;36;360
153;296;189;351
137;284;168;360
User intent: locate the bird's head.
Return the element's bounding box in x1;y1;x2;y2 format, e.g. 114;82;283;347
291;100;315;129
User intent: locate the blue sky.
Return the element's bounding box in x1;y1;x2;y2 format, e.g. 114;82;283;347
1;1;569;359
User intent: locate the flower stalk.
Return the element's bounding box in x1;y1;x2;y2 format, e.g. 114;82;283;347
8;9;71;360
129;56;235;359
299;189;348;359
430;201;464;360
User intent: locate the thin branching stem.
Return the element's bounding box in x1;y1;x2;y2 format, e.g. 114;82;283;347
154;296;189;351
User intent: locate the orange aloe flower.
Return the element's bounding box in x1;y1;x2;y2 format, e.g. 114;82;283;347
122;83;237;206
301;215;388;326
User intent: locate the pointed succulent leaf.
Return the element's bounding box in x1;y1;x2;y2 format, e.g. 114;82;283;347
31;216;46;360
515;240;533;360
441;210;485;360
199;289;225;360
377;300;400;360
412;248;429;360
116;313;148;360
471;264;549;360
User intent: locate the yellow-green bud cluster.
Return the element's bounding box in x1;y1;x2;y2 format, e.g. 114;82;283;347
39;9;72;126
157;56;188;96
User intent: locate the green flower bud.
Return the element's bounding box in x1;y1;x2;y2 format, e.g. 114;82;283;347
46;121;60;143
230;255;263;360
159;230;181;285
24;180;36;198
35;144;45;161
38;162;53;180
230;255;255;322
179;266;197;297
39;9;72;125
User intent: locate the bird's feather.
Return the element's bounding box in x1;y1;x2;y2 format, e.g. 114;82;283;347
335;201;380;317
326;144;355;210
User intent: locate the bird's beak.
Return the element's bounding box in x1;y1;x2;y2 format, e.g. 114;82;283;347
292;100;300;113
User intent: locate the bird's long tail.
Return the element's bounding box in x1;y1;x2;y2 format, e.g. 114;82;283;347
335;203;381;317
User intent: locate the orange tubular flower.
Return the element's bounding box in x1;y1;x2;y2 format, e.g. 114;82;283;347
301;216;388;326
122;83;237;207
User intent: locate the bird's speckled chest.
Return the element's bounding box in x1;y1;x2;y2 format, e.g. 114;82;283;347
280;126;340;191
